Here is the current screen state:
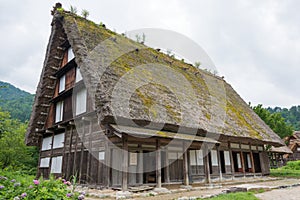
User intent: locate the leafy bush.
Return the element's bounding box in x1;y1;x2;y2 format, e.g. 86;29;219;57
270;161;300;177
0;109;38;173
0;170;83;199
206;192;259;200
282;160;300;170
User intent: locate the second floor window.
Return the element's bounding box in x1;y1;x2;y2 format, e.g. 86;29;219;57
76;88;87;115
55;101;64;123
75;67;82;82
67;47;75;62
59;75;65;93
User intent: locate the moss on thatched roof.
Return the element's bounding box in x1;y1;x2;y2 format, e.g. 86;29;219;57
26;9;284;147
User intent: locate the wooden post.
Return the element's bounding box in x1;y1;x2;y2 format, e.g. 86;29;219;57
137;145;143;185
79;122;86;183
249;144;255;174
49;132;55;178
228;142;235;179
66;126;73;179
183;142;189;186
122;134;128;191
165;148;170;183
62;127;67;179
240;151;245;176
156;139;162;188
216;145;222;182
73;126;79;176
204;144;211;184
86;121;92;183
104;144;111;187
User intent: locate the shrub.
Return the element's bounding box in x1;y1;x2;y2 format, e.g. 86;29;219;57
0;170;82;199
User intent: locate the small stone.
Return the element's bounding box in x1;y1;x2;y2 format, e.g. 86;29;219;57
153;187;171;194
116;191;132;199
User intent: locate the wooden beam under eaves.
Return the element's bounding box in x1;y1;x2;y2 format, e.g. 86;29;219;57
46;129;54;134
58;124;66;129
48;75;57;80
56;46;64;51
46;86;55;89
50;66;59;70
35;128;43;132
44;95;52;98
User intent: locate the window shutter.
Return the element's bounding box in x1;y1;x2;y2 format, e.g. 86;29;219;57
55;101;64;122
76;88;87;115
75;67;82;82
67;48;75;62
50;156;63;173
53;133;65;149
59;75;65;93
41;136;52;151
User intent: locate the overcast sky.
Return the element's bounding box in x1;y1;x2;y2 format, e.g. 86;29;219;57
0;0;299;108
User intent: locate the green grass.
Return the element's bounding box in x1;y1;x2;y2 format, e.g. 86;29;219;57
204;192;259;200
270;160;300;178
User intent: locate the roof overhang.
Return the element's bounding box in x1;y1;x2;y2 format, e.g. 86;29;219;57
110;124;220;144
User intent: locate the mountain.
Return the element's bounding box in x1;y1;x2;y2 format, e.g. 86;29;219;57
267;106;300;131
0;81;34;122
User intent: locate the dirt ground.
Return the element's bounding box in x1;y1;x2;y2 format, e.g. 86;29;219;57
84;178;300;200
255;186;300;200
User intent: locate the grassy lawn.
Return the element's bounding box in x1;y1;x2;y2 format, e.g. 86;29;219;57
270;160;300;178
205;192;258;200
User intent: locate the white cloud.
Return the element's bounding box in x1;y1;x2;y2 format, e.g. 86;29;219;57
0;0;299;107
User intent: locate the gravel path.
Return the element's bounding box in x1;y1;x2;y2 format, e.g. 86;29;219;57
83;178;300;200
255;186;300;200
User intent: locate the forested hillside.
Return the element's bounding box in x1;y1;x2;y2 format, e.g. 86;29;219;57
267;106;300;131
0;81;34;122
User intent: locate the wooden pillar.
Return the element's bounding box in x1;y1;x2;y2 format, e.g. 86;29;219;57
122;134;128;191
62;127;67;179
216;145;222;182
249;144;255;174
228;142;235;179
137;146;143;185
73;125;79;176
86;121;92;183
79;122;86;183
49;131;55;178
165;148;170;183
104;142;111;187
66;126;73;179
204;144;211;184
156;139;162;188
240;150;245;176
183;142;189;186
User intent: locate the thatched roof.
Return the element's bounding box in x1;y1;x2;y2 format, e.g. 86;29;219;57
270;145;292;154
26;7;284;147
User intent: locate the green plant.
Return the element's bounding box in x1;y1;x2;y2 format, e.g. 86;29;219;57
57;7;64;13
0;170;81;199
270;161;300;178
81;9;89;19
70;5;77;14
205;192;259;200
194;61;201;67
135;34;141;43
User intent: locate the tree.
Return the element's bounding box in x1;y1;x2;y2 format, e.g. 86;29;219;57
70;5;77;14
252;104;294;138
81;9;89;19
0;108;38;173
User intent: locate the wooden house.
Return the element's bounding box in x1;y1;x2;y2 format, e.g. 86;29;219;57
269;145;292;168
26;3;284;190
284;131;300;161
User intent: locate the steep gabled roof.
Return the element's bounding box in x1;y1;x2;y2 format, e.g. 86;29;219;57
26;7;284;147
